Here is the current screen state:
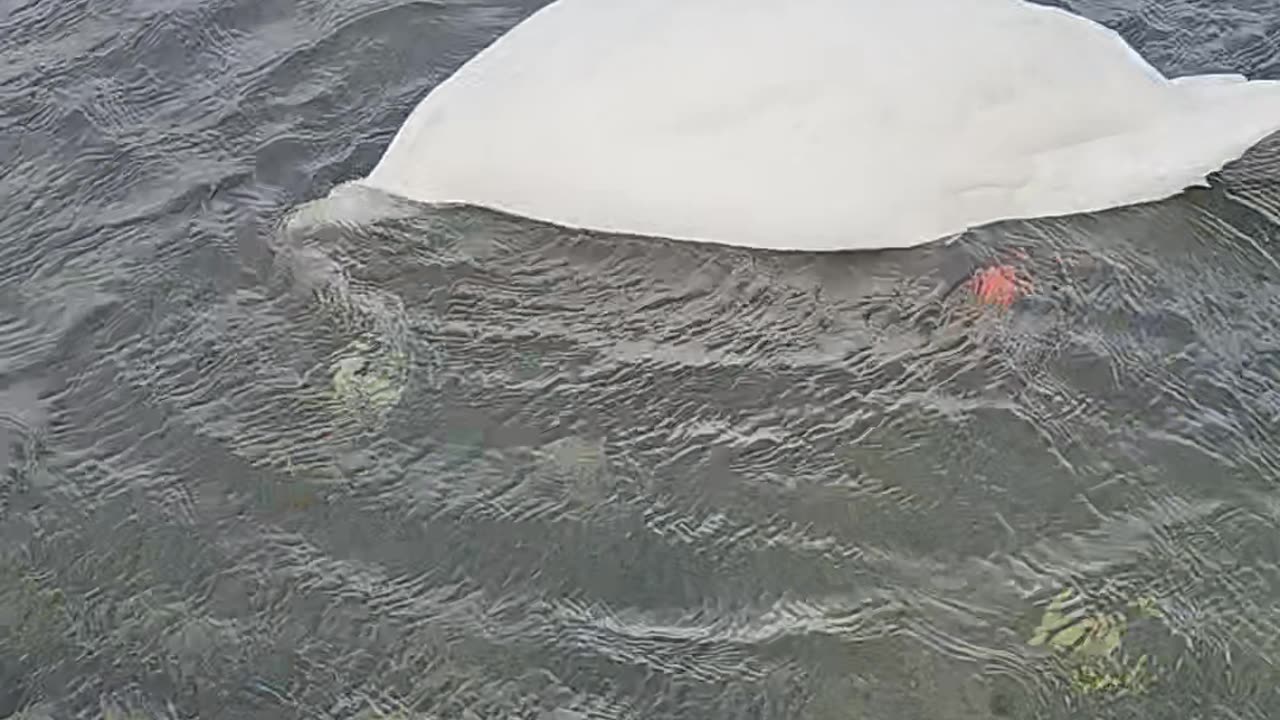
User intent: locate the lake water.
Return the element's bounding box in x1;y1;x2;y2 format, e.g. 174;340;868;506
2;0;1280;718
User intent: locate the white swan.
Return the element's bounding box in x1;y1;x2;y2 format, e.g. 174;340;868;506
358;0;1280;251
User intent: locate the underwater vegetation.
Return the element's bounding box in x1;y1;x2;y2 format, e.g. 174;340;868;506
1028;588;1164;695
330;336;411;422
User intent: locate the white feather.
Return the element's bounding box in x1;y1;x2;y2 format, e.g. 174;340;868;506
360;0;1280;251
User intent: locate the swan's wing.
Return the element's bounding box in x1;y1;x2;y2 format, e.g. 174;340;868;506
362;0;1280;251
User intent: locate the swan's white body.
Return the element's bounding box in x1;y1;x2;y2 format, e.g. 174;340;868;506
359;0;1280;251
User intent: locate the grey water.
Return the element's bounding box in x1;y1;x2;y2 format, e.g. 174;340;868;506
3;0;1280;718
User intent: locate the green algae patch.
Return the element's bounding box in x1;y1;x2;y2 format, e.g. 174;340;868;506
1028;588;1160;696
331;337;410;422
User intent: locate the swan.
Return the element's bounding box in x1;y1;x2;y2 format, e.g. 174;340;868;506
357;0;1280;252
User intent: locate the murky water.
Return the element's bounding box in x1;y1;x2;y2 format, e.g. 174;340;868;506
3;1;1280;718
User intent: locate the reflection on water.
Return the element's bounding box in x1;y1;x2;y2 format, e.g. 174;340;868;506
2;0;1280;718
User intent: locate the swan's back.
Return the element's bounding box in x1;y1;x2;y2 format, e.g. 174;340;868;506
361;0;1280;251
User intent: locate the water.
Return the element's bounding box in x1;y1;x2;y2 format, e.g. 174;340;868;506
2;1;1280;718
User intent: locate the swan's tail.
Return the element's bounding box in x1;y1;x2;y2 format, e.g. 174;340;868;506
1169;76;1280;176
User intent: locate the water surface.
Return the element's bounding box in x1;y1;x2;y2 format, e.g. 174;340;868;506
2;1;1280;718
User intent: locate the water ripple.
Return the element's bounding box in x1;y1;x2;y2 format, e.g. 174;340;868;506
3;0;1280;717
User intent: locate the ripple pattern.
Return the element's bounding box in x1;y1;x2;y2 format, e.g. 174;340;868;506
2;1;1280;719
